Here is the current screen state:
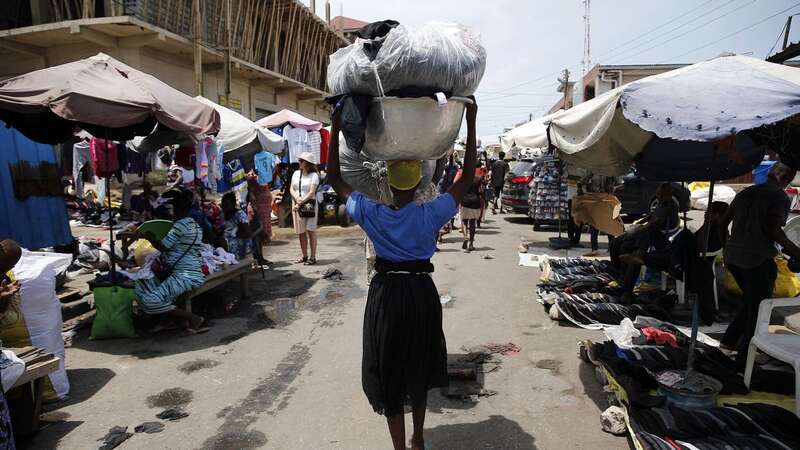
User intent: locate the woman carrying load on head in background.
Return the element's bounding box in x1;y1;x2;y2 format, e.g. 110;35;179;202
326;96;479;450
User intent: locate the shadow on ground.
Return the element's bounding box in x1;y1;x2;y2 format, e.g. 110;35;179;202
426;414;537;450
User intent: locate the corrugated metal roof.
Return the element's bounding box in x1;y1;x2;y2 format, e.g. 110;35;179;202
0;121;72;249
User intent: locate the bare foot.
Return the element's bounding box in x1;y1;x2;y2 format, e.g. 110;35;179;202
411;436;425;450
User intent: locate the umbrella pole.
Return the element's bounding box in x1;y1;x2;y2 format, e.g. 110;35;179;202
107;174;116;284
687;154;718;374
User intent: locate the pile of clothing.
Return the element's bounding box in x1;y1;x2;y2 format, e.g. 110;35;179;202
584;317;798;449
538;257;675;328
631;402;800;449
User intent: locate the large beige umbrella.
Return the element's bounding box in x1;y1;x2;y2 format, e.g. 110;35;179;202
0;53;220;144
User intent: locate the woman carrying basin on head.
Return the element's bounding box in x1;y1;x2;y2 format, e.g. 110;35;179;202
326;97;479;450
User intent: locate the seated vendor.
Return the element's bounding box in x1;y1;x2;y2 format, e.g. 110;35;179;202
221;192;253;260
0;240;22;315
610;183;679;298
133;189;209;336
129;181;160;221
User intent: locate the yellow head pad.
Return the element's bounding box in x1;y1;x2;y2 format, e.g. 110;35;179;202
387;160;422;191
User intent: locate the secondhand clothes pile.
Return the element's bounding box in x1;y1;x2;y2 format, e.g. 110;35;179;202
537;256;676;329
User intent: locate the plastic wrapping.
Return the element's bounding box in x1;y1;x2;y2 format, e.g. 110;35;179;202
327;23;486;97
338;133;442;201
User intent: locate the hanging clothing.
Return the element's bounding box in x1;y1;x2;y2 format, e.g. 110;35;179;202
196;141;210;185
306;131;322;165
174;145;194;167
125;145;149;175
253;151;276;186
89;137;119;178
283;125;308;164
72;139;91;198
319;128;330;165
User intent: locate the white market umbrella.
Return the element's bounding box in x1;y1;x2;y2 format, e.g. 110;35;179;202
194;96;284;160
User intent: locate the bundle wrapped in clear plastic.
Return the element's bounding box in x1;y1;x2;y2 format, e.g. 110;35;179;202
327;22;486;97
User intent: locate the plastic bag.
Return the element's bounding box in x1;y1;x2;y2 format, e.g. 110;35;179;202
4;250;71;401
691;185;736;210
604;318;641;348
723;256;800;298
374;23;486;96
327;22;486;97
91;287;137;340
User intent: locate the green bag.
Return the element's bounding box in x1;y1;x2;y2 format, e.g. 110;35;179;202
90;287;137;339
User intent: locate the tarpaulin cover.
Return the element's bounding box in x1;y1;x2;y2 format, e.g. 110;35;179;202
255;109;322;131
194;96;283;156
0;120;71;249
502;56;798;178
0;53;220;144
620;55;800;142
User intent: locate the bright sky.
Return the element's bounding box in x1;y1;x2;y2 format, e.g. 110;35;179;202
310;0;800;144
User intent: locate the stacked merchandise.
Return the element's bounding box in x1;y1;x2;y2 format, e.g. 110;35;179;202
537;257;675;328
529;158;568;223
327;20;486;197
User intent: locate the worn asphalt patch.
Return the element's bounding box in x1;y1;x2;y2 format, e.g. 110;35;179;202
201;343;311;449
146;387;194;409
177;359;220;374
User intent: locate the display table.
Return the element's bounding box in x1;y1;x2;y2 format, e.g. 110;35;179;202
6;347;60;436
178;257;253;313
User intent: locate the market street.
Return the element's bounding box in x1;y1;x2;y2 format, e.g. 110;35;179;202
24;215;625;450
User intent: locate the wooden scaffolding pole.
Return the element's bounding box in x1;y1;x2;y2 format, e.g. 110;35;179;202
193;0;203;96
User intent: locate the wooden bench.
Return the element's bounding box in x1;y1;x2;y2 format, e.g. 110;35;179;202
6;347;60;436
179;257;254;313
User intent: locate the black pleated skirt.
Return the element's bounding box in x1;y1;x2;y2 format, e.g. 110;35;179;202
362;259;449;417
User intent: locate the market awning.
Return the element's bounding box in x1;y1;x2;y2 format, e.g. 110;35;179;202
0;53;220;144
505;55;800;180
255;109;323;131
194;96;284;159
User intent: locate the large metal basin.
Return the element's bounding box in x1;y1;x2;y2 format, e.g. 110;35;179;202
363;96;469;161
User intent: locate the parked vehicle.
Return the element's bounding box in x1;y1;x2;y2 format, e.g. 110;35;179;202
613;172;691;217
501;160;536;214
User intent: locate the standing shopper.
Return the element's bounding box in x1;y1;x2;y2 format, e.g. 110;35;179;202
719;162;800;367
290;152;320;265
490;152;509;214
327;97;478;450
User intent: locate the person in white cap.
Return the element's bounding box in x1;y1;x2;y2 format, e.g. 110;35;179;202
290;152;320;265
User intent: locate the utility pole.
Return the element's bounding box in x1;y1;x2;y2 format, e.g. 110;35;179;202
558;69;571;110
193;0;203;96
582;0;591;74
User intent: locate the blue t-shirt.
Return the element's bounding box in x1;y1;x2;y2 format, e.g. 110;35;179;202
254;151;275;185
346;191;457;262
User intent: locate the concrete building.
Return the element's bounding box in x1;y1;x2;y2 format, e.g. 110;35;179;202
580;63;688;101
0;0;350;124
328;16;369;43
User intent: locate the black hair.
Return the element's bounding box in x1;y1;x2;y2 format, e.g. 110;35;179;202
498;151;506;159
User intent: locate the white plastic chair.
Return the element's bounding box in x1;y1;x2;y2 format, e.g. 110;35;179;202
743;297;800;416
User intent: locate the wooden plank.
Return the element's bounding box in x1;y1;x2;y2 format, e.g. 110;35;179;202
62;309;96;331
12;358;59;388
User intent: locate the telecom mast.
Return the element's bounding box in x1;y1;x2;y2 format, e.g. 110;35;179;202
582;0;591;74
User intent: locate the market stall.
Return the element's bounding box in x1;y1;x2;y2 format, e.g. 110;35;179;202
517;55;800;446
